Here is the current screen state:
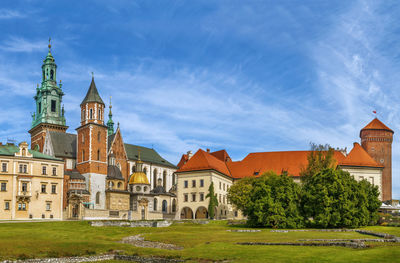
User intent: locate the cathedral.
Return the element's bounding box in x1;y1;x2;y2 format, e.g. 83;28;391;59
29;43;178;220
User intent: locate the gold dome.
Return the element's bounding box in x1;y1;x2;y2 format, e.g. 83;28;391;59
129;172;150;185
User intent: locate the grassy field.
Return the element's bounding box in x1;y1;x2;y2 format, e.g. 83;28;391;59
0;220;399;262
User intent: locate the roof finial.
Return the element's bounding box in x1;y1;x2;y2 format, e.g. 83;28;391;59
91;72;94;79
109;96;112;109
48;37;51;51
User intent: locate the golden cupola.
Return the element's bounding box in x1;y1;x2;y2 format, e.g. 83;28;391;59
128;153;150;185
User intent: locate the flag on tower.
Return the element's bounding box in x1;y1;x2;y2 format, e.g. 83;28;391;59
373;110;377;114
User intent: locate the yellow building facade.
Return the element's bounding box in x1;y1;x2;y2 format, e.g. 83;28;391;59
0;142;64;220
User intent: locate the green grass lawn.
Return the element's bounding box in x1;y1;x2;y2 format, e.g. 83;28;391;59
0;220;398;262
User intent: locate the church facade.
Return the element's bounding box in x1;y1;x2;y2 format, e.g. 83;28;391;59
30;44;178;220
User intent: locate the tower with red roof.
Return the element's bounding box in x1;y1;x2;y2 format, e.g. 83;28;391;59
360;118;394;201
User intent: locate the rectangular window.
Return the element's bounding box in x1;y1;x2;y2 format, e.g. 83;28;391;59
18;203;26;211
2;163;7;172
219;182;221;189
51;100;56;112
4;201;9;210
51;184;56;194
192;193;196;202
46;202;51;211
200;179;204;187
19;164;23;173
23;165;27;173
184;194;188;202
200;193;204;201
82;150;85;161
223;183;225;191
42;166;47;175
1;182;6;191
21;182;28;192
41;184;46;193
219;194;221;203
223;195;226;204
52;167;57;176
184;180;188;188
359;176;364;180
89;109;93;119
192;180;196;188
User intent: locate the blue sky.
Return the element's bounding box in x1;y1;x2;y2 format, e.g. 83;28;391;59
1;1;400;198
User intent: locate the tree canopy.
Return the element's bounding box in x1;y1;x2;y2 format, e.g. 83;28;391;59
228;171;303;228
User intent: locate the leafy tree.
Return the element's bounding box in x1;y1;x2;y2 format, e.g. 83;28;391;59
300;143;336;183
301;168;380;228
228;172;303;228
206;182;218;219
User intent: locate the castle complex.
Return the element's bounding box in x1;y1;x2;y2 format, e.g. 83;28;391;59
0;43;396;220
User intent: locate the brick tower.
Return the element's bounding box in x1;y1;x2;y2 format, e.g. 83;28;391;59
29;40;68;152
360;118;394;201
76;76;108;209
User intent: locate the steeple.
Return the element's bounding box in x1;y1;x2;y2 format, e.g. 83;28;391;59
31;40;66;128
29;39;68;152
107;96;114;135
81;74;105;106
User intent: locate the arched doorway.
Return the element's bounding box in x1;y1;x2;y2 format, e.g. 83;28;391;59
195;206;208;219
180;207;193;219
172;199;177;213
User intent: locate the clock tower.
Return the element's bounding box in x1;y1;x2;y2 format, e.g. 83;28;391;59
29;40;68;152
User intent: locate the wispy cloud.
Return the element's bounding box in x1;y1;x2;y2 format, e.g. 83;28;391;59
0;9;25;19
0;37;47;53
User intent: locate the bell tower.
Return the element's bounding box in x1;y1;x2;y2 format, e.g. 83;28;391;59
76;75;108;209
360;117;394;201
29;39;68;152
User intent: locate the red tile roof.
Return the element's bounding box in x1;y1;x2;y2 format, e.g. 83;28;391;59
361;118;393;133
339;142;383;168
210;149;231;162
176;143;382;179
176;149;231;176
227;151;346;179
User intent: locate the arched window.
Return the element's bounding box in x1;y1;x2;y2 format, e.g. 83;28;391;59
95;192;100;204
98;109;101;120
132;166;136;173
143;167;147;175
89;109;93;119
82;109;86;121
162;200;167;213
50;70;54;80
153;169;157;188
172;199;176;212
117;182;122;189
163;171;167;190
153;198;157;211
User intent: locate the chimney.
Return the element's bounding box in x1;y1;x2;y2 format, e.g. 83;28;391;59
206;148;210;153
187;151;193;160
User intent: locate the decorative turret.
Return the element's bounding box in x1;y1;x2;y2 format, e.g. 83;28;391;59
29;39;68;152
129;151;150;193
107;96;114;136
360;117;394;201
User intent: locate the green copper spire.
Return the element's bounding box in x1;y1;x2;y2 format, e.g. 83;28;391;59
107;96;114;135
31;39;66;128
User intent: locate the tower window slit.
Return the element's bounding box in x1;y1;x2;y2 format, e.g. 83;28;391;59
51;100;56;112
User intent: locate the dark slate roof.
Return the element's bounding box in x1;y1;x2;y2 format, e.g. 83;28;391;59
49;131;77;159
0;144;61;161
108;133;116;150
107;165;124;180
150;185;175;196
65;170;85;180
81;77;104;105
124;143;177;168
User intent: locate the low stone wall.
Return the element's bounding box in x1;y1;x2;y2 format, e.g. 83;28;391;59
0;254;114;263
91;220;172;228
355;230;398;240
237;242;368;249
115;255;184;262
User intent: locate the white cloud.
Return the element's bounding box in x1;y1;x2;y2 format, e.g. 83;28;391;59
0;37;47;53
0;9;25;19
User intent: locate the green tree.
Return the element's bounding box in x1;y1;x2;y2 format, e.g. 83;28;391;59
228;172;303;228
206;182;218;219
301;168;380;228
300;143;336;183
